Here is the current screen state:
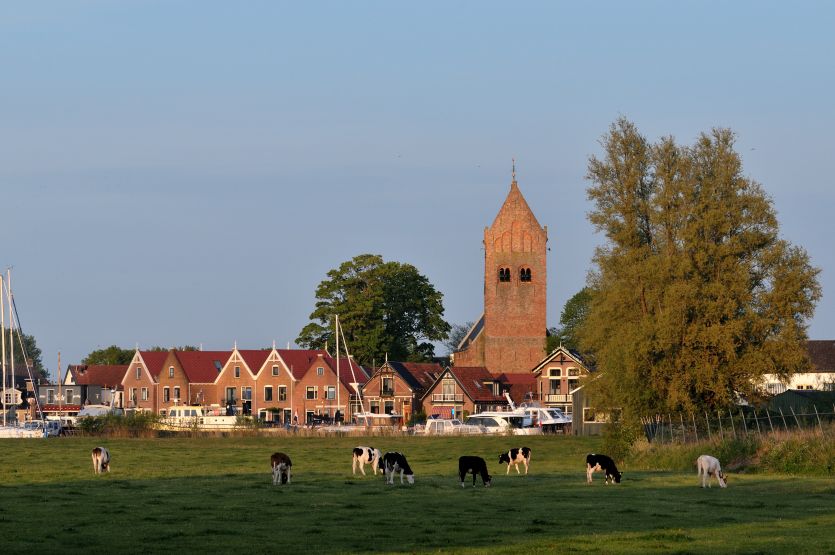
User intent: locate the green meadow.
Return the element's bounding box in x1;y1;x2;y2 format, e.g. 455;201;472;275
1;435;834;554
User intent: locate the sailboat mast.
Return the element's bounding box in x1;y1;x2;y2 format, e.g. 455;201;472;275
6;270;14;423
1;274;6;427
335;315;340;422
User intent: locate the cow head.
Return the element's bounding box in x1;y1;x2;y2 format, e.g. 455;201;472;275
406;474;415;485
498;453;510;465
717;471;727;488
484;475;492;487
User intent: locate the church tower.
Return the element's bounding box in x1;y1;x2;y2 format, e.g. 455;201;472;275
454;165;548;373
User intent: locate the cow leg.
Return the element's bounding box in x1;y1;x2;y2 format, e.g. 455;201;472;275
359;462;366;476
586;464;592;484
524;460;529;475
352;458;357;475
515;463;521;475
506;464;511;475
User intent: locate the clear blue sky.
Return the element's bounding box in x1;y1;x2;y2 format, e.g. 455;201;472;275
2;1;834;378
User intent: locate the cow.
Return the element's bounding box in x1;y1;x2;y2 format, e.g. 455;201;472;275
352;446;382;476
271;452;292;485
499;447;531;475
696;454;727;488
383;452;414;485
459;456;492;488
91;446;111;475
586;453;622;484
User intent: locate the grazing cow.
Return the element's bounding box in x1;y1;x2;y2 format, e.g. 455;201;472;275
696;454;727;488
91;446;111;475
499;447;531;475
459;456;492;488
271;452;293;485
352;446;382;476
586;453;622;484
383;452;414;485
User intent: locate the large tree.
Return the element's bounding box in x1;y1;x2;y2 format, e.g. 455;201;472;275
444;321;474;355
296;254;450;364
2;328;46;379
581;119;820;417
547;288;593;354
82;345;134;365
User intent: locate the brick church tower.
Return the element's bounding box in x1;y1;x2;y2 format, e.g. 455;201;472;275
453;165;548;374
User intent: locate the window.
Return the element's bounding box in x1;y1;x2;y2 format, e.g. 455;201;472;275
568;368;580;377
242;387;252;401
163;387;170;402
135;367;141;380
549;379;561;394
317;367;324;376
370;400;380;414
272;365;279;377
520;267;532;282
226;387;237;403
66;389;74;404
442;378;455;396
141;387;148;401
47;389;55;404
326;386;336;400
306;386;317;400
382;377;394;395
498;267;510;282
173;387;180;401
384;401;394;415
278;386;287;401
131;388;138;404
264;386;273;401
169;366;175;378
549;368;561;377
234;366;240;378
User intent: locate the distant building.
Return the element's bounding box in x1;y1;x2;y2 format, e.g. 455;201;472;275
761;340;835;394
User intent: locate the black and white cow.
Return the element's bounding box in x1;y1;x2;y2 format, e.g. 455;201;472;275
696;454;727;488
499;447;531;475
383;451;414;485
459;456;492;488
586;453;622;484
352;446;382;476
271;452;292;485
91;446;110;475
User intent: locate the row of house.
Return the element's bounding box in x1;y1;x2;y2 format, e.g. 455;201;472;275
30;345;592;426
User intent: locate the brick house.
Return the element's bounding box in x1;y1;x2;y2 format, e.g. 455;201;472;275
295;352;369;424
420;366;506;419
214;349;260;415
122;351;169;412
453;169;549;374
362;360;442;422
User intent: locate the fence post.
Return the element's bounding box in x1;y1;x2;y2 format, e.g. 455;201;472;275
668;413;674;443
754;408;761;435
814;405;823;434
790;406;801;430
766;408;774;433
728;409;736;439
717;410;724;439
705;411;712;441
680;412;686;443
692;412;699;443
740;407;748;436
779;408;789;431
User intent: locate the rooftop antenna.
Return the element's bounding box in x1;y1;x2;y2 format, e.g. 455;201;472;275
512;158;516;182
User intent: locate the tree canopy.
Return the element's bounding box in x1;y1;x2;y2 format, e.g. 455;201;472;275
444;321;474;355
580;119;821;417
296;254;450;364
2;328;46;379
547;288;593;354
82;345;134;365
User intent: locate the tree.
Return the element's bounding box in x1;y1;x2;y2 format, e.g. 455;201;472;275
581;118;821;418
296;254;451;364
444;321;474;355
82;345;134;366
546;288;593;353
2;328;46;379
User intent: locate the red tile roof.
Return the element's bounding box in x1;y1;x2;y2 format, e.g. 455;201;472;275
449;366;505;403
237;350;272;375
69;365;128;387
174;351;231;383
397;362;443;389
330;356;370;389
138;351;170;379
496;373;538;405
276;349;329;380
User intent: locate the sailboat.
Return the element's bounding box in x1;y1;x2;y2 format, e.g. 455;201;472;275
0;270;47;438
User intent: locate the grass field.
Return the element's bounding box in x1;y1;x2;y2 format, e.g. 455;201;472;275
1;435;834;554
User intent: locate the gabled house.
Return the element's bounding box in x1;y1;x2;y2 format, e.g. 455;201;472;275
63;364;127;407
531;346;591;418
420;366;506;419
169;350;230;412
122;351;168;412
362;360;443;421
215;348;259;415
294;352;370;424
761;340;835;394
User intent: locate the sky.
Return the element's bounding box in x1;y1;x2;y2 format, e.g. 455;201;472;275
2;1;834;379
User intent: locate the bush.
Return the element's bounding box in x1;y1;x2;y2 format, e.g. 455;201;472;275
76;412;161;438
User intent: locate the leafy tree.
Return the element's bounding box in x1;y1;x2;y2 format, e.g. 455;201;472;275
444;321;474;355
297;254;451;363
581;118;821;418
82;345;134;365
148;345;199;352
2;328;46;379
546;288;593;353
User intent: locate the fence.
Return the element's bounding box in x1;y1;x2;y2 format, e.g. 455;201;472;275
641;404;835;444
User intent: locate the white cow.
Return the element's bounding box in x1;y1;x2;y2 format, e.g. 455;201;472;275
696;454;727;488
91;446;111;475
352;446;381;476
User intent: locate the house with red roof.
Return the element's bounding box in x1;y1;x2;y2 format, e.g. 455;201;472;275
420;366;507;419
363;359;442;422
122;351;169;412
63;364;128;407
530;346;591;419
294;352;369;425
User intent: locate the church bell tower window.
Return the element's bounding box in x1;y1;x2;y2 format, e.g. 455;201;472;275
520;267;532;282
498;267;511;282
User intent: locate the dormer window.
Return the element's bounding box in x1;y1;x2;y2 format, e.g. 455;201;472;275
520;267;532;282
498;267;511;282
